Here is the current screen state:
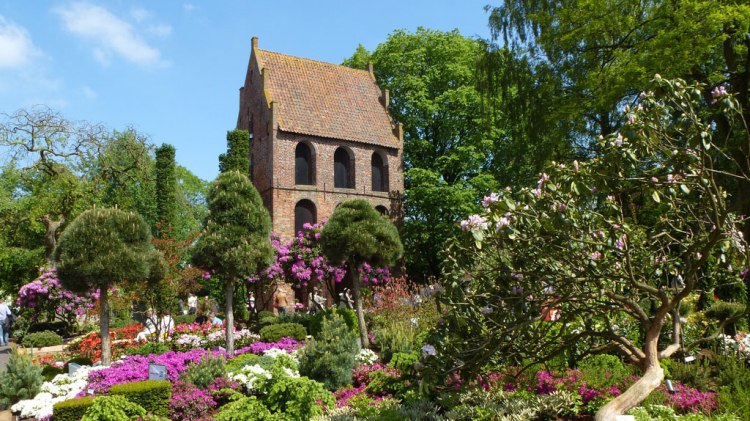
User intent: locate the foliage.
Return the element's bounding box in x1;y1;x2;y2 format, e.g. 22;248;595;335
218;129;250;174
309;307;358;338
109;380;172;418
52;396;95;421
265;371;335;420
259;322;307;342
154;143;177;236
16;267;98;328
578;354;632;389
181;355;227;389
54;207;166;365
0;353;43;409
168;380;217;421
344;28;507;282
443;388;581;421
321;199;403;348
299;313;358;390
122;341;171;357
214;395;279;421
81;394;146;421
430;78;750;416
22;330;63;348
192;170;273;356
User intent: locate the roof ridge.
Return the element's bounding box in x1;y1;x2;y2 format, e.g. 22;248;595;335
256;48;371;75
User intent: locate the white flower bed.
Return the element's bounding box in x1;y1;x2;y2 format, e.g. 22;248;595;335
356;348;378;365
12;365;105;420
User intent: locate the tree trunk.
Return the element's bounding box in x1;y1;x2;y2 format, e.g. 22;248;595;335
226;280;235;356
41;215;64;263
100;286;111;366
350;262;369;348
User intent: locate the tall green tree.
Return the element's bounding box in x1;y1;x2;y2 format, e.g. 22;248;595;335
484;0;750;230
192;171;273;355
154;144;177;237
345;29;504;282
218;130;250;174
320;199;403;348
54;208;166;365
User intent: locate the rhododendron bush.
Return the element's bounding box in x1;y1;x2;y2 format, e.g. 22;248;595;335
429;78;750;419
16;267;99;326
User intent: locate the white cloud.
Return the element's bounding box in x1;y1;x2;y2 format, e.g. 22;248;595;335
54;2;167;67
148;23;172;38
0;16;41;69
183;4;198;13
81;86;97;100
130;7;151;22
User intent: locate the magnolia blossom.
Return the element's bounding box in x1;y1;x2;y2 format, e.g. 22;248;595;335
496;217;510;231
614;133;624;147
711;85;728;104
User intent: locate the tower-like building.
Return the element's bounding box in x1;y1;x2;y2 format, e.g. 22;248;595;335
237;37;403;240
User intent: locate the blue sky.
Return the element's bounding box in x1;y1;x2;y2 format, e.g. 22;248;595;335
0;1;492;181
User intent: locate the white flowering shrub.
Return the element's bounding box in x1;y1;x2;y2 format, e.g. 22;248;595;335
356;348;378;365
229;364;273;391
12;365;104;419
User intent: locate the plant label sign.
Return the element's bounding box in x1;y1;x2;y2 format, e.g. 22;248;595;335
68;363;81;376
148;363;167;381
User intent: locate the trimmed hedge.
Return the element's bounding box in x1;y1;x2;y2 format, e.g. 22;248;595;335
53;396;95;421
22;330;63;348
109;380;171;417
259;322;307;342
308;307;358;338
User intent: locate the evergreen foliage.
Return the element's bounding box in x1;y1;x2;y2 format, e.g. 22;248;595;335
321;199;403;348
259;322;307;342
299;313;358;390
0;353;43;409
21;330;63;348
109;380;172;417
154;143;177;236
53;396;96;421
54;208;166;365
181;356;227;389
308;307;358;338
192;171;273;355
218;130;250;174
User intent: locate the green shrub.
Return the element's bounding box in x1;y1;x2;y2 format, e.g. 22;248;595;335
214;395;280;421
389;351;419;376
299;313;357;390
109;380;171;417
374;321;419;362
53;396;95;421
22;330;63;348
716;355;750;419
578;354;630;388
0;353;43;408
81;395;146;421
42;365;64;381
258;310;275;320
181;355;227;389
265;373;335;420
122;341;171;357
174;314;196;325
259;322;307;342
308;307;357;338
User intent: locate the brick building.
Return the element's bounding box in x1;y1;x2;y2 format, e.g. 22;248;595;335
236;37;404;241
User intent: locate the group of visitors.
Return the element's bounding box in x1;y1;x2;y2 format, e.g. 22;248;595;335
135;308;175;342
0;298;13;346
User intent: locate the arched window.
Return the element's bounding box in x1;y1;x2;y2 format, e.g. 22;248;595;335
334;148;354;188
294;199;316;235
371;152;387;192
375;205;389;216
295;143;314;185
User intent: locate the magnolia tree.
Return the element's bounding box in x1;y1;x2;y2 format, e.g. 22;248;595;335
430;78;749;419
321;200;403;348
54;208;166;365
248;221;392;302
192;170;273;355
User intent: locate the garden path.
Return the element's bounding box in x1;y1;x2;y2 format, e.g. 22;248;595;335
0;345;9;371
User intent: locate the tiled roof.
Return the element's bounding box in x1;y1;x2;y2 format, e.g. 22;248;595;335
255;49;399;148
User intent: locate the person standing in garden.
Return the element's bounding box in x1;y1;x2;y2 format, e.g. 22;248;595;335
0;298;12;346
273;287;289;316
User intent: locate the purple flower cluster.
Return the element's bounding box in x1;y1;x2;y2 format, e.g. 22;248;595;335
16;268;99;322
169;380;217;421
665;382;717;413
234;337;301;355
85;349;225;394
249;221;391;287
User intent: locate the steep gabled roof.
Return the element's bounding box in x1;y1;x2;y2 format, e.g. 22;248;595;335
254;48;399;148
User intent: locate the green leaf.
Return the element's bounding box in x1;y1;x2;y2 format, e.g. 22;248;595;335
680;184;690;194
651;191;661;203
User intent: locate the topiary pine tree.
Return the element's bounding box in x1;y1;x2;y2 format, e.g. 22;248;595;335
191;170;273;355
0;353;43;409
53;208;166;366
218;130;250;174
298;313;358;390
320;199;403;348
154;143;177;238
